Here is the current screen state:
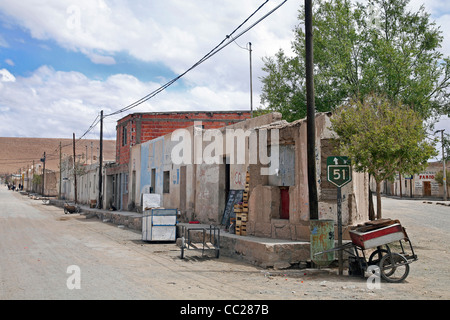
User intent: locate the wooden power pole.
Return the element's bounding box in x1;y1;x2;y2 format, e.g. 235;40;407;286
73;133;78;204
59;142;62;200
98;110;103;209
305;0;318;220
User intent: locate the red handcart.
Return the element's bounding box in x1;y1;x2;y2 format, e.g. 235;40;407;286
315;219;418;283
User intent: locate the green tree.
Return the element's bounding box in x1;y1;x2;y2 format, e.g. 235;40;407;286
434;170;450;196
330;94;437;218
32;174;41;186
260;0;450;121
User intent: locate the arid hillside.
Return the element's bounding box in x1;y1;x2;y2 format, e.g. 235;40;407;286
0;137;116;175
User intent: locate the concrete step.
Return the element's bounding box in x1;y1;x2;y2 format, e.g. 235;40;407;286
50;200;312;269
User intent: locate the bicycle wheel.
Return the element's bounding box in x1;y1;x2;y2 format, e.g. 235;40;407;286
380;252;410;283
368;248;389;265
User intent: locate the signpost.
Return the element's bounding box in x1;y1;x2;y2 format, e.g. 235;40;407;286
327;156;352;275
404;174;413;198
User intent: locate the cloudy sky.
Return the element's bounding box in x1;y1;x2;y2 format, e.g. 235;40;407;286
0;0;449;141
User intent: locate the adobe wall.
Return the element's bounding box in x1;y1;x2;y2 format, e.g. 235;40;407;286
115;111;251;167
194;112;283;224
247;113;369;241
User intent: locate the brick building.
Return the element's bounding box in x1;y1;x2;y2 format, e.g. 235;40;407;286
105;111;251;210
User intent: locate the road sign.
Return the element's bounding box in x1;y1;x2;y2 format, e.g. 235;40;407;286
327;156;352;188
326;156;352;276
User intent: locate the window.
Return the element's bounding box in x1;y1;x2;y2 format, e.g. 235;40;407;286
151;168;156;193
122;126;127;146
123;173;128;194
163;171;170;194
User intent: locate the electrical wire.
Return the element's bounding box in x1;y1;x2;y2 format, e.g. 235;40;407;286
2;1;288;173
104;0;287;118
56;1;286;140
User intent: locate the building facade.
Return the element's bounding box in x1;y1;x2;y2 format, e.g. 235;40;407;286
246;113;369;241
106;111;251;211
376;161;449;199
130;112;370;241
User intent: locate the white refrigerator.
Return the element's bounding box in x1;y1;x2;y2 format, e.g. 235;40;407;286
142;209;177;242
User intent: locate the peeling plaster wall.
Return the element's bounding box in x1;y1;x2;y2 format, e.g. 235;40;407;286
194;113;283;224
133;111;371;237
248;113;369;241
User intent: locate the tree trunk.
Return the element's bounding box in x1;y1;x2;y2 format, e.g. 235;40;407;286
368;175;375;221
376;180;382;219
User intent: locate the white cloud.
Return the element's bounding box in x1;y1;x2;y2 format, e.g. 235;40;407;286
0;69;15;82
5;0;447;141
0;0;298;139
0;65;256;139
435;14;450;58
0;0;297;84
84;51;116;65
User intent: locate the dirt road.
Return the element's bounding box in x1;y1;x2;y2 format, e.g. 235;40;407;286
1;186;449;301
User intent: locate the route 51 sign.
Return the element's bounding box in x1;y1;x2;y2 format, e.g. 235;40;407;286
327;156;352;188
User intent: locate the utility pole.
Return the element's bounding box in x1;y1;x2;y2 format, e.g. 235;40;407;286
442;130;447;201
32;160;35;193
41;152;46;196
249;42;253;118
73;133;78;204
98;110;104;209
436;129;447;201
305;0;318;220
59;142;62;200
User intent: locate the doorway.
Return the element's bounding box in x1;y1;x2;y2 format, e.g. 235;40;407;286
423;181;431;197
131;170;136;209
224;156;230;203
280;187;289;219
180;166;187;214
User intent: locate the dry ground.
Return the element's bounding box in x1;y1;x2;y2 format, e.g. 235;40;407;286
1;186;449;301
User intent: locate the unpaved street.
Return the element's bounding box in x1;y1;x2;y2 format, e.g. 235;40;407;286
1;185;449;301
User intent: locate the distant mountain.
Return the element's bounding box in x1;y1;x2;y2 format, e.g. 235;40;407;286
0;137;116;175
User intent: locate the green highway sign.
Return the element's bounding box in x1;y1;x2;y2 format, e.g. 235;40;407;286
327;156;352;188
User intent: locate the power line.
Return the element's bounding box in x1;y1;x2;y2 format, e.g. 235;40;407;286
47;1;286;143
2;1;288;173
104;0;287;118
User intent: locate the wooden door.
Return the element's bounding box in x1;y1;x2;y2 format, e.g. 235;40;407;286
280;187;289;219
423;181;431;197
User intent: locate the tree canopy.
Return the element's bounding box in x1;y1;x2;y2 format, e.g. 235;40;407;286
260;0;450;121
330;93;437;218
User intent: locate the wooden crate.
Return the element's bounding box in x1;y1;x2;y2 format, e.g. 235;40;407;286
236;223;247;236
235;170;250;236
236;213;248;224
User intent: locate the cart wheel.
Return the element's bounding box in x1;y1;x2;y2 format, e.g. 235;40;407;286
180;237;185;259
380;253;410;283
368;248;389;265
370;248;396;278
